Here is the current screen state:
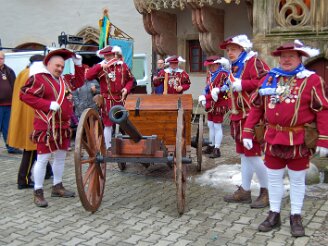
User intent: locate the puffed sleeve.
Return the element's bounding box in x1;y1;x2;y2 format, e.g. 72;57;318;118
20;75;51;112
311;75;328;148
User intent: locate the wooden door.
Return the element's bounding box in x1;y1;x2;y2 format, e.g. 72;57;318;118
306;58;328;84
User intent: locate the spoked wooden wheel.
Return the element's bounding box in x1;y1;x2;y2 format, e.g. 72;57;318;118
175;108;186;215
74;108;107;212
196;114;204;172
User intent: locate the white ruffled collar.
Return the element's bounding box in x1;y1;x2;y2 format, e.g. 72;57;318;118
29;61;50;76
245;50;257;61
164;67;183;73
296;69;315;78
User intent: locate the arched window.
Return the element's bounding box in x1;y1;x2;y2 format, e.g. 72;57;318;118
68;26;100;51
14;42;46;52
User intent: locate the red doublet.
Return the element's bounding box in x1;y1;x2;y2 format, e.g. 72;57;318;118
204;71;230;123
86;61;134;126
230;55;270;156
20;66;85;154
154;69;190;94
243;73;328;170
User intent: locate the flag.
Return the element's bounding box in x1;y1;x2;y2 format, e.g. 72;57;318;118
99;10;111;49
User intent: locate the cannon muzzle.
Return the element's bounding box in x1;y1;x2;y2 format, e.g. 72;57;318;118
109;105;143;143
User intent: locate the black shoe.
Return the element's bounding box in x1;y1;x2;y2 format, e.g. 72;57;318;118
18;182;34;189
8;149;23;154
45;172;53;180
209;148;221;158
45;162;53;180
203;145;214;154
45;169;53;180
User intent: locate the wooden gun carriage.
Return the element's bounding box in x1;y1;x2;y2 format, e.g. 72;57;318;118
74;94;205;214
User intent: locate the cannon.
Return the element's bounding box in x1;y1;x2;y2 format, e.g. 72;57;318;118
108;105;142;143
74;94;204;214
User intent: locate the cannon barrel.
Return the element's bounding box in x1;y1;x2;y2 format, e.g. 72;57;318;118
109;105;143;143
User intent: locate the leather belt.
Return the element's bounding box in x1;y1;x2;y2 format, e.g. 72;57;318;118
268;124;304;132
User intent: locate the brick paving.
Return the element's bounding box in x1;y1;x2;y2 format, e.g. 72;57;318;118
0;124;328;245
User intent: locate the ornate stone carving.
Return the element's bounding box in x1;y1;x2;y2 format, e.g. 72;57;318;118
189;5;224;55
143;11;177;56
274;0;310;27
133;0;247;57
133;0;240;13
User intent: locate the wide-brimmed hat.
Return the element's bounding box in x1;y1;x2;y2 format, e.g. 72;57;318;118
165;55;185;64
97;46;115;58
219;34;252;50
112;45;122;55
204;56;230;70
43;49;75;66
166;55;179;63
204;56;220;66
271;40;320;58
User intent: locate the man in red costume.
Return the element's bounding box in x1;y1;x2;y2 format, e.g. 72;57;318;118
20;49;85;207
86;46;134;150
242;40;328;237
198;56;230;158
153;55;190;94
216;34;270;208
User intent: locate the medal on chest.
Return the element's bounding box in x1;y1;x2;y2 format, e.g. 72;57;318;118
168;73;179;87
268;77;299;109
268;102;275;109
268;96;277;109
1;73;7;80
107;70;116;81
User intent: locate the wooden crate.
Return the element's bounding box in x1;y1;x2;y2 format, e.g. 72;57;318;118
124;94;193;146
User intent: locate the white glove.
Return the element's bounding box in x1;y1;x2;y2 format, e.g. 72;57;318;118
50;101;60;112
72;54;82;66
231;78;242;92
198;95;206;107
210;87;220;102
316;146;328;157
243;138;253;150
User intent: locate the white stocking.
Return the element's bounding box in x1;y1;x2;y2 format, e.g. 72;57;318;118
33;153;51;190
240;154;253;191
245;156;268;188
213;123;223;148
104;126;112;149
207;120;214;147
52;150;67;185
267;167;285;213
288;168;306;215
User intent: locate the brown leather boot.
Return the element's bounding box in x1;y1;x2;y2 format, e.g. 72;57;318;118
258;211;281;232
209;148;221;158
203;145;214;154
290;214;305;237
224;186;252;203
250;188;269;208
51;182;75;198
34;189;48;207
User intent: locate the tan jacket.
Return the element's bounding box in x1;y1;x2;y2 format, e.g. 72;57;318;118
7;68;36;150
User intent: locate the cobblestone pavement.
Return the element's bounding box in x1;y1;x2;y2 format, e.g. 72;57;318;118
0;124;328;246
